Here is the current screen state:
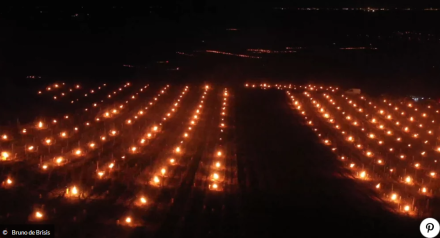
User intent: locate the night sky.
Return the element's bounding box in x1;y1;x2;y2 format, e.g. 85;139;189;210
181;0;440;11
2;1;440;13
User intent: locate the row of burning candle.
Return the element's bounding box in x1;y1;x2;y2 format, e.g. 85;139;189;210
94;85;184;184
0;83;150;173
327;91;440;173
5;85;182;222
245;83;340;92
2;85;230;224
40;84;167;169
118;85;206;226
15;82;133;139
38;82;67;94
290;90;431;215
208;88;229;191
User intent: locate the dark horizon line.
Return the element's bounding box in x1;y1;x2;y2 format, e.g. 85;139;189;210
1;4;440;8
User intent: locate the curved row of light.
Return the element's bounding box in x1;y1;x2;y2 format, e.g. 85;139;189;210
208;88;229;191
248;83;439;173
8;82;132;140
67;83;107;103
0;82;135;164
146;85;193;187
327;91;439;182
122;85;187;163
61;85;171;186
46;85;171;222
62;84;178;196
245;83;340;93
39;83;113;103
121;85;198;226
38;82;66;94
48;83;107;102
294;91;413;211
288;89;429;216
1;84;147;202
341;92;440;156
34;83;151;170
39;83;83;99
2;85;168;221
1;82;141;168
